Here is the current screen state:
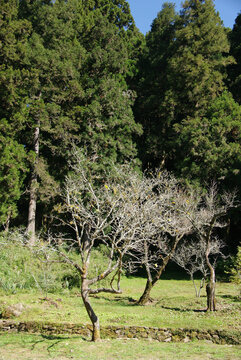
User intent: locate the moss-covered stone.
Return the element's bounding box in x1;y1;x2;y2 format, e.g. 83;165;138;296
0;321;240;345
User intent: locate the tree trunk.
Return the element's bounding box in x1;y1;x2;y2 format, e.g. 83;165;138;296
206;272;216;311
138;236;182;305
191;274;199;298
26;171;38;245
26;125;39;245
205;243;216;311
81;279;101;341
4;212;11;232
137;279;153;305
198;278;205;298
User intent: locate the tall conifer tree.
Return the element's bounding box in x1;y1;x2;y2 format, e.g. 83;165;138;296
166;0;232;121
228;12;241;104
134;3;178;168
136;0;233;173
0;0;31;229
174;91;241;188
0;0;141;236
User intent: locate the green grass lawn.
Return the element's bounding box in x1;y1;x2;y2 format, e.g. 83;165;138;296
0;333;240;360
0;277;240;359
0;277;240;332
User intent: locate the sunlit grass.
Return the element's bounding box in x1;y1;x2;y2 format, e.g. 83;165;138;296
0;277;240;332
0;332;240;360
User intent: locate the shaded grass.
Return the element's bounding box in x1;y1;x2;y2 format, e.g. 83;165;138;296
0;332;240;360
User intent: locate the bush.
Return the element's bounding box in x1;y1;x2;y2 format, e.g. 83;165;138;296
0;231;73;294
0;231;36;292
227;247;241;297
0;231;114;294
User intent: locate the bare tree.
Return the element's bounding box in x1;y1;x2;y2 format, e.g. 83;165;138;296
182;185;237;311
172;237;225;298
127;182;236;308
127;174;194;305
51;153;164;341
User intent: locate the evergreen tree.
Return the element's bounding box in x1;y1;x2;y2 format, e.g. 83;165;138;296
16;0;86;242
174;91;241;189
77;10;142;169
166;0;235;185
0;0;142;236
228;12;241;104
136;0;233;172
169;0;232;117
134;2;178;168
0;0;31;228
83;0;134;30
0;121;26;230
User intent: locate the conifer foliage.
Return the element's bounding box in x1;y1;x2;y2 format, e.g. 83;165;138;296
0;0;240;237
135;0;241;192
0;0;142;233
228;12;241;104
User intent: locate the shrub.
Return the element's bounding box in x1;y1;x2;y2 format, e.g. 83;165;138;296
0;230;112;294
227;247;241;297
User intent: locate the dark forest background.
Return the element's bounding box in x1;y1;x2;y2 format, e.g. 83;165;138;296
0;0;240;253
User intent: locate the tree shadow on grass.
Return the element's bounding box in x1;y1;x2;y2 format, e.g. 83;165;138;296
159;305;207;313
30;334;88;352
219;294;240;302
91;295;137;306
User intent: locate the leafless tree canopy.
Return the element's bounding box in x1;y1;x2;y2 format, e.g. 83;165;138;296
51;152;196;339
45;150;238;336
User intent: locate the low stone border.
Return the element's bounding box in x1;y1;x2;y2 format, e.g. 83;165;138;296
0;320;240;345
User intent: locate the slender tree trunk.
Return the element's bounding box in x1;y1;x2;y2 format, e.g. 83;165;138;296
206;268;216;311
191;274;204;298
81;279;101;341
138;257;172;305
198;278;205;298
205;244;216;311
191;274;198;298
26;125;39;245
138;279;153;305
138;236;182;305
4;211;11;232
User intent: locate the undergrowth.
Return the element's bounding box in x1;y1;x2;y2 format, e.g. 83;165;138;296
0;231;110;295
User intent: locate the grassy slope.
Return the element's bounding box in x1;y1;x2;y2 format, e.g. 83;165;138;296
0;277;240;359
0;277;240;332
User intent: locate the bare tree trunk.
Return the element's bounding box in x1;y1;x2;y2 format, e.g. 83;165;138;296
138;257;172;305
138;279;153;305
4;212;11;232
198;278;205;298
191;274;205;298
206;267;216;311
138;240;153;305
138;236;182;305
191;274;199;298
26;125;39;245
206;242;216;311
81;279;100;341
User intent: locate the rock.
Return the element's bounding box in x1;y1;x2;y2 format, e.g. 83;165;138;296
1;304;25;319
212;334;220;343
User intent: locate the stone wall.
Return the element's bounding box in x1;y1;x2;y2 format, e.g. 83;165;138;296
0;320;240;345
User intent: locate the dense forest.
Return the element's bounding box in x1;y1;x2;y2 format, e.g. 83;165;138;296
0;0;240;251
